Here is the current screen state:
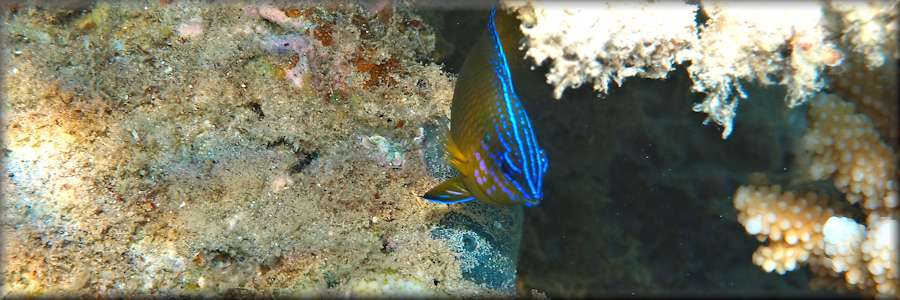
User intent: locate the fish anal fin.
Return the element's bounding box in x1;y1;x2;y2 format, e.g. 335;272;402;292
423;176;475;205
445;136;467;171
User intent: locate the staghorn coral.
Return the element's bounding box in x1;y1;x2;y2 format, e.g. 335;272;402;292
800;93;898;214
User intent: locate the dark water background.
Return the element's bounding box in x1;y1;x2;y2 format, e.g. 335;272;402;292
431;8;846;298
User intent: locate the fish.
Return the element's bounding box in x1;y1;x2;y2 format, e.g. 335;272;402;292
423;6;548;207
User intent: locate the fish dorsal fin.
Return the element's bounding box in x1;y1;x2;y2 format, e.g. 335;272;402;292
422;175;476;204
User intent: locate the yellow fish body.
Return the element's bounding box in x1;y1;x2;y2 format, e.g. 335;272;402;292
424;7;548;207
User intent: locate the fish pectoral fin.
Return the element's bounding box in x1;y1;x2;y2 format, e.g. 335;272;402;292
422;176;476;205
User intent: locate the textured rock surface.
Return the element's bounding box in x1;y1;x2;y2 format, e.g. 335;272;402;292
1;1;506;297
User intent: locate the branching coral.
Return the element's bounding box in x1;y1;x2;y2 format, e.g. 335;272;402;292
827;56;899;150
823;0;899;149
826;52;898;152
800;94;898;297
735;93;898;298
734;185;837;274
822;216;898;295
801;93;898;215
735;184;899;297
822;216;868;286
860;218;898;295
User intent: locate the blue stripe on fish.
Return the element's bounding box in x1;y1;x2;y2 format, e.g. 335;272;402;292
486;7;545;201
503;152;521;174
422;6;547;207
494;122;512;153
428;196;476;205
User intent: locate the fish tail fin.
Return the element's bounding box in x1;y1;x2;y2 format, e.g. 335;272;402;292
422;175;476;204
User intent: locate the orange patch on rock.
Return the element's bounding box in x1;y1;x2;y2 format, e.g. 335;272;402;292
352;51;400;88
284;7;302;18
313;23;334;46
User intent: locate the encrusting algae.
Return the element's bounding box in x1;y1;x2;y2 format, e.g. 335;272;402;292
2;1;508;297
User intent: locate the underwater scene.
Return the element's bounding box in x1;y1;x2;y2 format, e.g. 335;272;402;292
2;0;898;298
